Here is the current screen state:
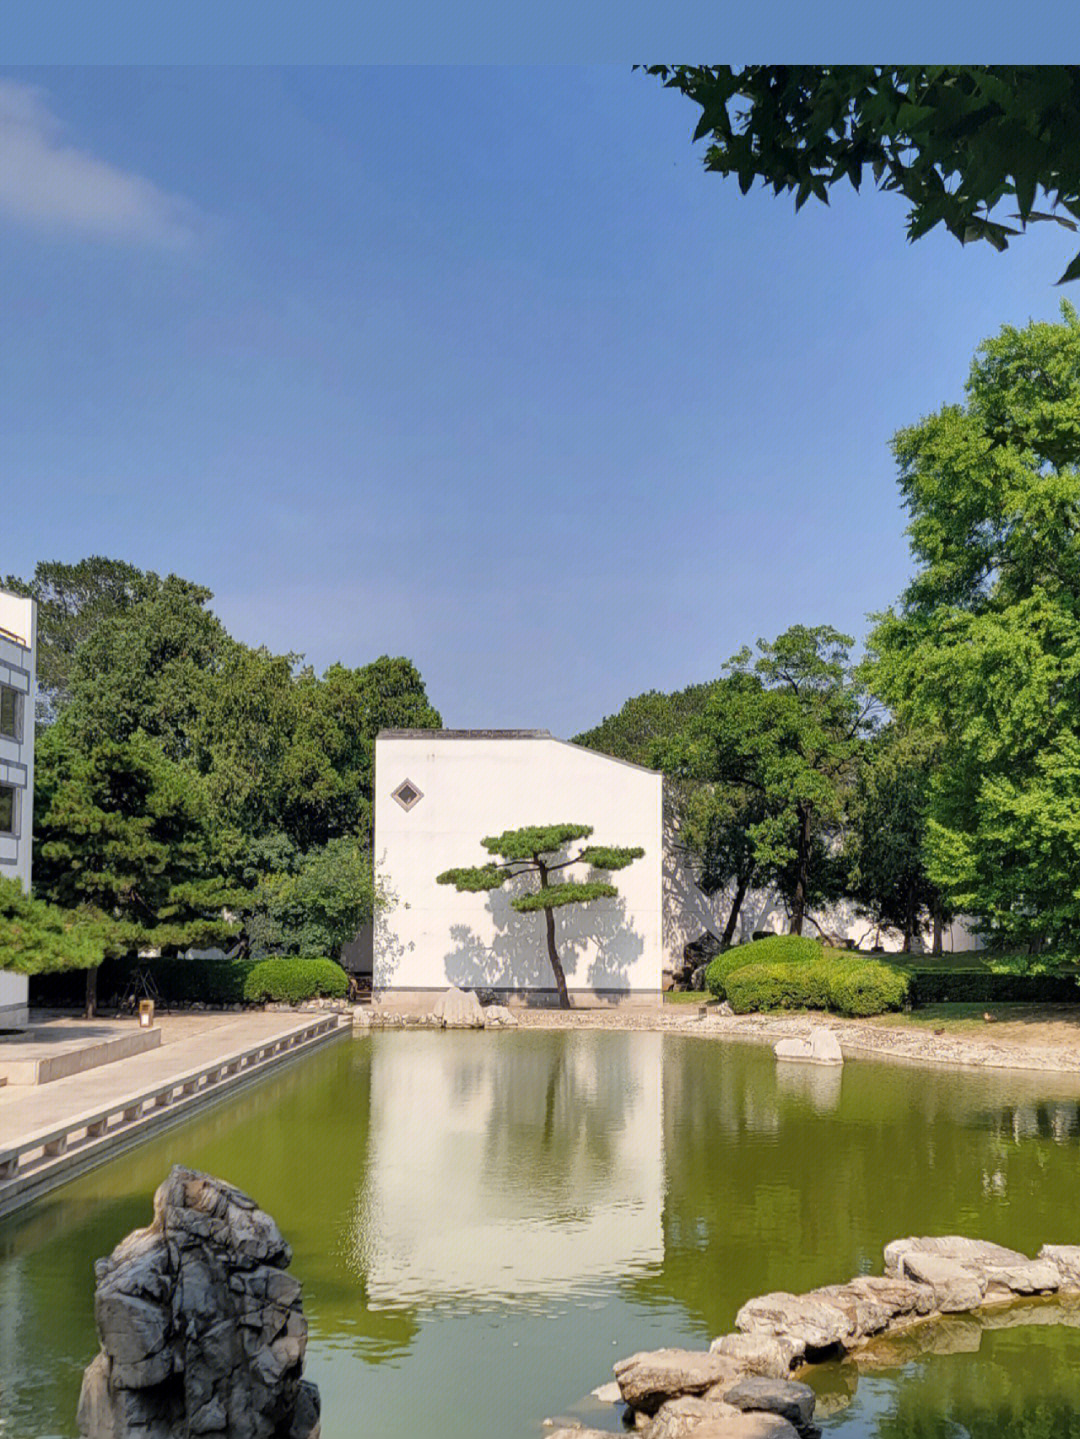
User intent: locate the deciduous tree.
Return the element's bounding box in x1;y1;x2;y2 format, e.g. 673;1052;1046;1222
644;66;1080;282
870;304;1080;951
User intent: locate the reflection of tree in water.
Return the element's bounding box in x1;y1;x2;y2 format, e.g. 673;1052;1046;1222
476;1032;649;1200
443;849;644;997
862;1325;1080;1439
626;1040;1080;1341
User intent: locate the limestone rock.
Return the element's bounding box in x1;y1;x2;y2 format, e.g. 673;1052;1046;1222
736;1291;855;1354
723;1376;817;1431
710;1332;801;1376
77;1166;319;1439
884;1235;1025;1276
846;1274;936;1319
647;1395;742;1437
774;1027;843;1066
613;1348;744;1415
895;1252;986;1312
671;1416;799;1439
431;986;485;1028
1039;1245;1080;1288
482;1004;519;1028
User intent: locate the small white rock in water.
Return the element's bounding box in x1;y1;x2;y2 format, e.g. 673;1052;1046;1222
431;986;485;1029
590;1381;622;1403
774;1027;843;1066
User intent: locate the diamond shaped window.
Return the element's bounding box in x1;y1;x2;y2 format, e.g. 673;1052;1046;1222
392;779;423;812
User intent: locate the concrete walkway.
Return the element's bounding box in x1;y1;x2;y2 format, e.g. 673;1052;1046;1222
0;1011;343;1145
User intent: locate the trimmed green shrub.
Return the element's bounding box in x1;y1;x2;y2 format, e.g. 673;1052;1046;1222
907;968;1080;1006
725;960;832;1014
29;956;256;1008
826;958;910;1017
705;935;824;999
242;957;348;1005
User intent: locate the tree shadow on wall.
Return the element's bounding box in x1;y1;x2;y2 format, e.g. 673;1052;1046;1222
372;860;413;987
444;860;645;1003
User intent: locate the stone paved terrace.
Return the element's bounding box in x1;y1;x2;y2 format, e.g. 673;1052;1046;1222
0;1010;344;1148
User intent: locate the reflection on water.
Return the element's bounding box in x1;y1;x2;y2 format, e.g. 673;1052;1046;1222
6;1032;1080;1438
350;1031;663;1306
814;1309;1080;1438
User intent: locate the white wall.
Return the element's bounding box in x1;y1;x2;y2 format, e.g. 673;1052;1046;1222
663;812;983;967
374;733;663;1000
0;590;35;1026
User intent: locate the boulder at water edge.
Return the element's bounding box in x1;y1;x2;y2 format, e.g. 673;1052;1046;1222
431;986;485;1028
774;1027;843;1066
77;1166;320;1439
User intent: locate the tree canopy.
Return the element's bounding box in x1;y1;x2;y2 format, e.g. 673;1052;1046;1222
659;627;873;937
438;823;644;1007
869;304;1080;950
0;877;110;976
644;66;1080;283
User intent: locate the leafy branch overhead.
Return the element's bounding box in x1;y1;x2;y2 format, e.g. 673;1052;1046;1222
644;66;1080;283
437;823;644;1007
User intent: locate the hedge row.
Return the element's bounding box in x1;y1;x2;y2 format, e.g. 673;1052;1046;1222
724;957;910;1018
28;955;348;1009
906;969;1080;1006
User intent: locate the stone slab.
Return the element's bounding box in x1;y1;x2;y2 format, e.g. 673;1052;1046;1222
0;1025;162;1086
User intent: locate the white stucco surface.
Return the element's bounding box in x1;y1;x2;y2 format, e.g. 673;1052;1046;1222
0;590;35;1026
374;732;663;1000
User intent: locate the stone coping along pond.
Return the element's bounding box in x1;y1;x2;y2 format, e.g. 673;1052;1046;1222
552;1234;1080;1439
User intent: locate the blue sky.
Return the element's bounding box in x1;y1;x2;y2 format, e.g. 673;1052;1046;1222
2;66;1078;735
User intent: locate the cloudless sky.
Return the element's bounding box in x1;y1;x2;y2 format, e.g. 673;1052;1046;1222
3;66;1078;734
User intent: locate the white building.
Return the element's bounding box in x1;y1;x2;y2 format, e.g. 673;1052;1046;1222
0;590;36;1027
373;730;664;1006
372;726;981;1007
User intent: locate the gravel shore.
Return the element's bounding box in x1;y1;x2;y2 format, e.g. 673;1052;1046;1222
512;1003;1080;1076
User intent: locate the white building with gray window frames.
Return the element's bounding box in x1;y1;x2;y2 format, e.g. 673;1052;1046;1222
0;588;36;1026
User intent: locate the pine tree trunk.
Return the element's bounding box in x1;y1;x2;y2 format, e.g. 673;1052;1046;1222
537;860;571;1009
85;964;98;1020
721;868;753;949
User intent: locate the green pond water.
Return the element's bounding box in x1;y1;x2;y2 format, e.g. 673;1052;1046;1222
3;1028;1080;1438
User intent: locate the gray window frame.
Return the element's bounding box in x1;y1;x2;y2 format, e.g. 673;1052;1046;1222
0;782;17;838
0;684;23;742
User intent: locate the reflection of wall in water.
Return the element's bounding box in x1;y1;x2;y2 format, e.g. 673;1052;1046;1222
350;1033;664;1304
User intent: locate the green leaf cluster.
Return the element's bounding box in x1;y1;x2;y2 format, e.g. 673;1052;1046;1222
511;881;619;913
480;824;593;861
870;305;1080;950
644;66;1080;283
0;876;111;976
7;556;442;968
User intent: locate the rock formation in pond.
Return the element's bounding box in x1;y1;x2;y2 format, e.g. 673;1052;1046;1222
582;1235;1080;1437
77;1165;320;1439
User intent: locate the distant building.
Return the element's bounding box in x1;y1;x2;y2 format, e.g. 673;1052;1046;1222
0;589;36;1026
373;730;664;1006
373;726;981;1009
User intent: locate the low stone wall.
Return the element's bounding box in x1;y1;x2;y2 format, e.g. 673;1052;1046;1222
550;1235;1080;1439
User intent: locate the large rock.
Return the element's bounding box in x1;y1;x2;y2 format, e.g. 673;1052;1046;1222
1040;1244;1080;1288
710;1331;802;1376
647;1395;743;1438
886;1236;1059;1303
482;1004;518;1028
613;1348;744;1415
774;1027;843;1066
735;1291;855;1355
723;1376;816;1432
894;1252;986;1312
431;986;485;1028
77;1166;319;1439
